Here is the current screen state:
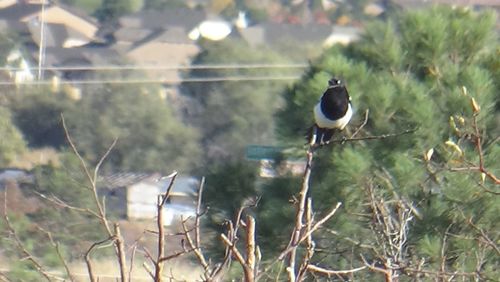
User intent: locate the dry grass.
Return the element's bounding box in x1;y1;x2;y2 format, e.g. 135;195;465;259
9;147;60;169
69;257;204;281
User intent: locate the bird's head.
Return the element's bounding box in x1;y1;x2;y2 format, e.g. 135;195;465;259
328;78;342;87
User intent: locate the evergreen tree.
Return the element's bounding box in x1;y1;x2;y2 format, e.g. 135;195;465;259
0;106;26;166
65;83;201;173
182;39;297;168
272;6;499;279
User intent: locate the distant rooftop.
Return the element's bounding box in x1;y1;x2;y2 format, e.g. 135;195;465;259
392;0;500;8
119;8;205;31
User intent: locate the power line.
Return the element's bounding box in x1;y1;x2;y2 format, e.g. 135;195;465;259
0;75;302;86
0;63;308;72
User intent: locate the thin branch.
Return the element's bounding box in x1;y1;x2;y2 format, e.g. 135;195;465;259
402;267;480;278
350;109;369;138
210;221;235;280
220;233;246;269
142;262;155;280
128;244;137;282
61;114;114;235
307;265;367;276
298;202;342;245
60;114;95;189
180;216;208;270
245;215;257;281
93;138;118;187
178;177;210;273
327;128;417;145
155;172;177;282
296;198;314;281
114;223;128;282
158;248;195;262
285;148;314;281
472;113;500;185
84;236;116;282
360;255;392;279
464;215;500;256
32;190;100;218
36;226;76;282
2;192;61;282
194;177;207;267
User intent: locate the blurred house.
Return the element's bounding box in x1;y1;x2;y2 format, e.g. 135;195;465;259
239;22;361;48
246;145;306;178
112;8;214;86
0;0;108;90
0;168;34;189
0;0;98;47
99;173;199;226
391;0;500;9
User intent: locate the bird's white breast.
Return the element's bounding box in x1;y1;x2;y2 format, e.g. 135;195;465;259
314;102;353;129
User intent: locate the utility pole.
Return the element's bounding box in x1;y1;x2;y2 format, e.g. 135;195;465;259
37;0;46;81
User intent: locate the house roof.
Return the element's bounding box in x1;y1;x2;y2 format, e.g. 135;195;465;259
240;22;332;46
0;19;29;33
392;0;500;8
27;21;68;47
0;169;34;185
128;26;192;50
0;3;41;21
119;8;205;31
33;45;120;72
114;27;154;43
99;173;199;196
99;172;158;190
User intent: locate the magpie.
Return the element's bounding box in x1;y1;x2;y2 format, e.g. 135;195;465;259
308;78;353;145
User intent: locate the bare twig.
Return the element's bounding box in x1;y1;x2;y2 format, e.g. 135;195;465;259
350;109;370;138
471;113;500;185
298;202;342;245
2;192;62;282
327;128;417;145
307;265;367;276
363;181;415;282
220;233;246;269
402;267;480;279
179;178;209;275
296;198;314;281
84;236;116;282
36;226;76;281
284;148;314;281
128;244;137;282
360;255;392;281
155;172;178;282
32;191;101;218
219;215;258;282
460;213;500;256
142;262;155;280
114;223;128;282
245;215;257;281
158;247;195;262
194;177;208;269
61;114;116;235
61;115;133;282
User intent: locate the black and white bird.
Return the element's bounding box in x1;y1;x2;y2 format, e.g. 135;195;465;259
308;78;353;145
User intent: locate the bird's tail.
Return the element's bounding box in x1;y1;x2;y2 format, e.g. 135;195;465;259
306;125;336;146
305;125;317;146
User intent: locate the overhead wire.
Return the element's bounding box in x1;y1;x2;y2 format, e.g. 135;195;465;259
0;63;307;85
0;63;308;71
0;75;303;86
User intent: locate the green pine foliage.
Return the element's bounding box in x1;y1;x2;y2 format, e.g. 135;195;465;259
183;39;296;167
0;106;26;166
65;84;201;173
275;6;499;279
